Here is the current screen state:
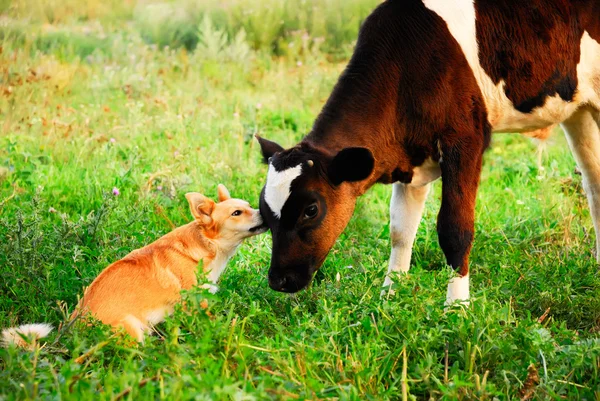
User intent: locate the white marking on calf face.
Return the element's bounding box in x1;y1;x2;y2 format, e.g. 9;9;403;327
265;163;303;218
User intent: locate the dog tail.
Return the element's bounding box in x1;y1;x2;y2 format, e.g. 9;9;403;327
2;323;54;348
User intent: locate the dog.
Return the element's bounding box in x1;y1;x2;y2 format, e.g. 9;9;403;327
2;184;266;345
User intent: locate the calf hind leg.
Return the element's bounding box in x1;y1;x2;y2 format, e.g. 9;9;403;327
562;107;600;263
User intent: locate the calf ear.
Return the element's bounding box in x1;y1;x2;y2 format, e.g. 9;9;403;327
328;147;374;185
255;134;284;164
217;184;231;202
185;193;215;224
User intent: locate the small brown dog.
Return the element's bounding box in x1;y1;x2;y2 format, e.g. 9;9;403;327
2;184;266;345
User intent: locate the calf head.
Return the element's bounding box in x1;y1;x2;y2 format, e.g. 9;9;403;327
256;136;374;293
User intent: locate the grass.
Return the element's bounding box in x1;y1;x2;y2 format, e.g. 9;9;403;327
1;1;600;400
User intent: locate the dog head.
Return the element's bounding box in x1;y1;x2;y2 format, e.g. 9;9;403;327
185;184;267;241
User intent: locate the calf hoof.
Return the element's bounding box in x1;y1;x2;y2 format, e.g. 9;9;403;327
380;285;396;299
443;299;470;313
444;273;470;311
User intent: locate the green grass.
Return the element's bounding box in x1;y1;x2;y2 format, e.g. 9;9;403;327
1;3;600;400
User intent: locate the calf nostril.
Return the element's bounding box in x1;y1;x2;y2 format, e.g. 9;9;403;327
278;276;287;290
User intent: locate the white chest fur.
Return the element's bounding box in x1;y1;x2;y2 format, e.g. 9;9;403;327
203;244;241;292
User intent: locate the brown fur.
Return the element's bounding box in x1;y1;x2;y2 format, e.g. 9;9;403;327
524;126;555;141
576;0;600;43
475;0;582;113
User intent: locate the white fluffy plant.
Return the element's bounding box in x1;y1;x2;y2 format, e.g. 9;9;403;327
195;15;251;64
224;29;252;64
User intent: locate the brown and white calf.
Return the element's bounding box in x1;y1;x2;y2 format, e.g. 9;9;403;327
256;0;600;305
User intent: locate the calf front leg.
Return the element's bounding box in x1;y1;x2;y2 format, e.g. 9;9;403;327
438;139;484;306
383;183;431;291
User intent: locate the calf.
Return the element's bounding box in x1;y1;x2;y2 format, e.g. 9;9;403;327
257;0;600;305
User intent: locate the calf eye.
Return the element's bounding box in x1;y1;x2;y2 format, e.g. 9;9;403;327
231;210;242;216
303;203;318;220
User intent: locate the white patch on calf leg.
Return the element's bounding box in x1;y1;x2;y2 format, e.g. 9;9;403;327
264;163;303;218
562;108;600;263
383;182;431;294
445;273;470;307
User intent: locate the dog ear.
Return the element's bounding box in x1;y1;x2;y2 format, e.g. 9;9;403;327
185;192;215;224
328;147;374;186
217;184;231;202
255;134;284;164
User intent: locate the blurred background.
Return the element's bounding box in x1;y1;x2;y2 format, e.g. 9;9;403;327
1;0;380;62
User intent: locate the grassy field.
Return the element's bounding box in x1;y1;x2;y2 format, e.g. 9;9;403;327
1;1;600;400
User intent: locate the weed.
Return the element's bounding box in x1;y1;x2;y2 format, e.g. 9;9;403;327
1;1;599;400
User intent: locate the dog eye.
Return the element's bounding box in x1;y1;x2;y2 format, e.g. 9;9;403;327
303;203;318;220
231;210;242;217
